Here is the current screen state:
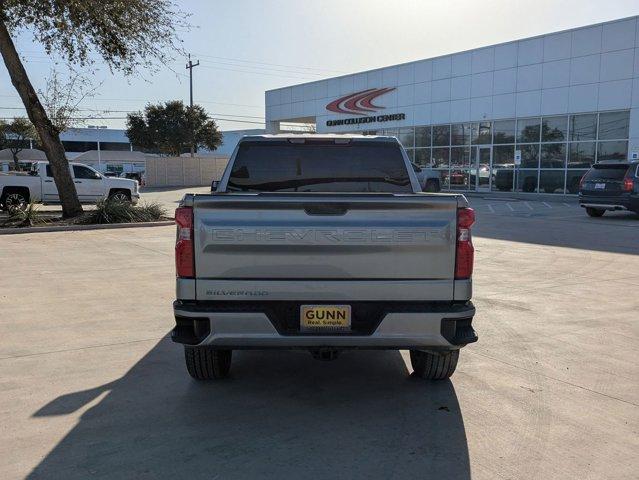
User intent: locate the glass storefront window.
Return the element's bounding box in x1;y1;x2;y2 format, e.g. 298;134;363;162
432;147;450;167
492;168;514;192
568;142;595;168
570;114;597;141
515;169;538;193
517;117;541;143
493;120;516;144
540;143;566;168
436;169;450;189
335;108;627;195
566;169;588;194
449;169;471;190
415;126;431;147
405;148;415;161
519;144;539;168
432;125;450;146
539;170;566;194
451;123;471;145
414;148;431;166
598;111;629;140
450;146;470;168
542;116;568;142
597;141;627;162
471;122;492;144
398;128;414;148
493;145;515;166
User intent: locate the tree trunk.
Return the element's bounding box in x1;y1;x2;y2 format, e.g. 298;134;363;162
11;150;19;171
0;19;83;218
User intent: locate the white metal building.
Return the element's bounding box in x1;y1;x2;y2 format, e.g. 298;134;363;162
265;16;639;194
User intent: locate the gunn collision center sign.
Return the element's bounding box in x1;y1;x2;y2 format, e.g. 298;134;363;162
325;87;405;126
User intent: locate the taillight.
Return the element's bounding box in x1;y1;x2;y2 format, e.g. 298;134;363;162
623;177;634;192
175;206;194;278
455;207;475;280
579;174;587;190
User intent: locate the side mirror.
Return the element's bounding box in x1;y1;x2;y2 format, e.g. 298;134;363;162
211;180;219;192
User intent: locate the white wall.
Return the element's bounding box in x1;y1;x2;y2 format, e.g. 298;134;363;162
265;16;639;156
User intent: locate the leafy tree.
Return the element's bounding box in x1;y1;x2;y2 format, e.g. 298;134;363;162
126;101;222;157
0;1;188;218
0;117;37;170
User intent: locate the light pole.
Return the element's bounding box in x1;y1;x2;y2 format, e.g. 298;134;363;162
186;54;199;157
87;125;107;171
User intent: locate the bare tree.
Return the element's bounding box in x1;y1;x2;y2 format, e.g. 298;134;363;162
39;68;102;133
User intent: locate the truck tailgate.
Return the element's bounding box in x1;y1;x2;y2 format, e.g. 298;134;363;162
192;194;459;300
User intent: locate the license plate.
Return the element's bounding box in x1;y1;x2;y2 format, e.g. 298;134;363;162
300;305;351;331
595;183;606;189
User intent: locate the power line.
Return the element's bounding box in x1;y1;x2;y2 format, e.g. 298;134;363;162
191;52;346;74
16;53;321;80
0;115;308;128
194;58;326;77
0;105;267;119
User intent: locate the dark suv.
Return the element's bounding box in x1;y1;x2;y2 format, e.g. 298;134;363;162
579;161;639;217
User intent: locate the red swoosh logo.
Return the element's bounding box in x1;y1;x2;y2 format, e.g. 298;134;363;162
326;87;395;115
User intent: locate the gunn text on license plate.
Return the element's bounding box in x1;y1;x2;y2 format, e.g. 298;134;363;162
300;305;351;331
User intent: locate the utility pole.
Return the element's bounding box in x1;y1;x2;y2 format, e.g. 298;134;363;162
186;54;199;157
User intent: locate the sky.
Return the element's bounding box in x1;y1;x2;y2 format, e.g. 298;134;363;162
1;0;639;131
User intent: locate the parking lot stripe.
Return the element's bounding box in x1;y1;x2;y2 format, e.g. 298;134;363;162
524;202;533;210
506;203;514;211
487;204;495;213
542;202;552;208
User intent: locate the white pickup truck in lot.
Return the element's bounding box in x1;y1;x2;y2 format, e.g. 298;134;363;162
172;135;477;380
0;161;139;210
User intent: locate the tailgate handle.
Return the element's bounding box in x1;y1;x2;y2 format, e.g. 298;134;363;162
303;204;348;216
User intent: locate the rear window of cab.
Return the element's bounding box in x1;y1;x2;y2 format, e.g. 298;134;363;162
227;140;411;193
584;165;632;181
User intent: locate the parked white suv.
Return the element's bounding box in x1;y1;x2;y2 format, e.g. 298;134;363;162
0;161;139;210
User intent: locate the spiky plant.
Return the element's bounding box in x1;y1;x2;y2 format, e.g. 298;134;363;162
3;202;48;227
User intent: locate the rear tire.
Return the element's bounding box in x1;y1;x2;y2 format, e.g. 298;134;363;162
184;346;232;380
585;207;605;217
1;189;29;211
410;349;459;380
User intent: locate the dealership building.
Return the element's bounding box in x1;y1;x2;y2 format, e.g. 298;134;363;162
265;16;639;194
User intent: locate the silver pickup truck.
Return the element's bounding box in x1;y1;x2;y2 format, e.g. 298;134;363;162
172;135;477;380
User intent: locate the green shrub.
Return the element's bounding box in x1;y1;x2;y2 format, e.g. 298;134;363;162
83;199;167;224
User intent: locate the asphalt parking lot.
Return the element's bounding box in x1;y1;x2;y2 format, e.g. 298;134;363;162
1;190;638;479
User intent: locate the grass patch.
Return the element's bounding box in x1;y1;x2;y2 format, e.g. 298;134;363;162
81;199;168;225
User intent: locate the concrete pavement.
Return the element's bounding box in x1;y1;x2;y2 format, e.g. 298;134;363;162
0;197;637;479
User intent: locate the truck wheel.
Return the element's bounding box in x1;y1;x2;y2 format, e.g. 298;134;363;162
585;207;605;217
425;178;440;192
108;190;131;203
409;349;459;380
1;189;29;211
184;346;232;380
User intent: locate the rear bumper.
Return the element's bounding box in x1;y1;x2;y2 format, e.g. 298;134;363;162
579;194;638;212
172;300;477;350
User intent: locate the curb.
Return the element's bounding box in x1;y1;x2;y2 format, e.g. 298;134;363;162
0;220;174;235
